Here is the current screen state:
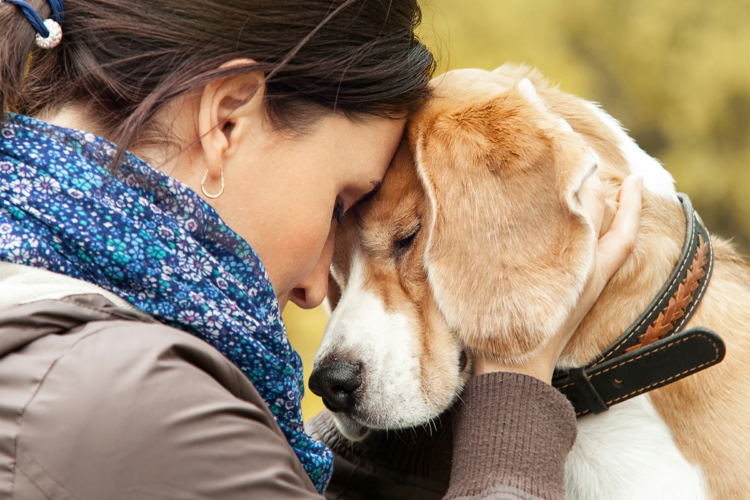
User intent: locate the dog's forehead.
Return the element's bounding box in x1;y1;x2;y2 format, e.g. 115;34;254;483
375;145;422;206
360;148;424;240
430;68;511;107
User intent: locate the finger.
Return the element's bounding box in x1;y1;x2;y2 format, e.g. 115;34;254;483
579;171;606;236
596;175;643;280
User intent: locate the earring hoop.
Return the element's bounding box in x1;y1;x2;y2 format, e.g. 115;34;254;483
201;166;225;199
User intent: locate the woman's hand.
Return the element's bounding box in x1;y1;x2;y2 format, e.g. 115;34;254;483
473;174;644;383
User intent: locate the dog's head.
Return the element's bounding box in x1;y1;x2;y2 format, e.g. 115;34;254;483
310;66;634;439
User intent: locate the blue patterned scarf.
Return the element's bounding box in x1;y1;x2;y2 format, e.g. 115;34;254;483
0;114;333;492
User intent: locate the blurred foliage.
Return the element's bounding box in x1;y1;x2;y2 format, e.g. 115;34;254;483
286;0;750;421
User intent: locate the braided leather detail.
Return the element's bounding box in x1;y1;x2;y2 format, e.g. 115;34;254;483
624;235;709;354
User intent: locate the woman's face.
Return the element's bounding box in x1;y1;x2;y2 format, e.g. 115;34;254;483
41;81;405;311
129;73;406;312
212;113;405;311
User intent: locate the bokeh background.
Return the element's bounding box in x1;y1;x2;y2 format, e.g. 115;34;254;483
286;0;750;420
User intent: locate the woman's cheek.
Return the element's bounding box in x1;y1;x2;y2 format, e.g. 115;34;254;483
275;217;332;297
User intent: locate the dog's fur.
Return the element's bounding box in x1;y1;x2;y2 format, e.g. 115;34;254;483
314;65;750;499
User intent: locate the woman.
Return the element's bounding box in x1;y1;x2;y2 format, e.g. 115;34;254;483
0;0;641;498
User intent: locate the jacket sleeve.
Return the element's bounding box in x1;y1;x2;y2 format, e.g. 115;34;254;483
309;372;577;500
14;321;323;500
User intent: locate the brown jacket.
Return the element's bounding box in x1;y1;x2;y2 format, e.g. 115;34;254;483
0;279;577;499
0;294;319;499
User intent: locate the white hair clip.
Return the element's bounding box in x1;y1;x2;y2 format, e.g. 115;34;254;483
35;18;62;49
3;0;64;50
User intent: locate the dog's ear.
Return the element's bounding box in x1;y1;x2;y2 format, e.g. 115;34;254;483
411;81;598;361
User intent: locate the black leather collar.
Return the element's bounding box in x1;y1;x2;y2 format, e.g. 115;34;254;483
552;193;726;417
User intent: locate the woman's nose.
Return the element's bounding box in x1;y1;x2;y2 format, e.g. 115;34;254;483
289;227;335;309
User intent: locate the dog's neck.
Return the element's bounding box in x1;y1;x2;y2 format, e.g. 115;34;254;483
559;191;687;368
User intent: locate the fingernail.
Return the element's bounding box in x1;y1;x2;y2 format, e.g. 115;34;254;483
636;176;644;192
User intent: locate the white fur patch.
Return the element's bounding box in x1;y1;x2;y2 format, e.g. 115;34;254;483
566;395;707;500
518;78;544;108
585;102;678;201
315;253;436;430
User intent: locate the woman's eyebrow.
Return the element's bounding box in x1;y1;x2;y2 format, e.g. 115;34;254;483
354;181;382;206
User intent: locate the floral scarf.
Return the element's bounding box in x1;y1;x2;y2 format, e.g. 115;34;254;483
0;114;333;492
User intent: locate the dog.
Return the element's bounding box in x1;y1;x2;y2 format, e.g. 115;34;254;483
309;64;750;499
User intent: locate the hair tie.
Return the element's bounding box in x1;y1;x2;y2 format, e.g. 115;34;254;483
3;0;64;49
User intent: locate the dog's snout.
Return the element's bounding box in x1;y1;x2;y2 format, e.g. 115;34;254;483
309;360;362;413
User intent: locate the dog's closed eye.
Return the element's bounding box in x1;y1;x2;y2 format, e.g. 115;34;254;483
392;223;421;259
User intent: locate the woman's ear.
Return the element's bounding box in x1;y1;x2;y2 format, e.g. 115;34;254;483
198;59;265;185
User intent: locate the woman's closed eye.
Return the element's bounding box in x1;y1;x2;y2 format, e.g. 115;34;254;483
333;198;346;226
332;181;382;226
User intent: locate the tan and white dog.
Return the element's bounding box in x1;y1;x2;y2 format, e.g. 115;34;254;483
309;65;750;500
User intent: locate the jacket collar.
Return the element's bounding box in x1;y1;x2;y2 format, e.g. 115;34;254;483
0;293;153;358
0;261;136;311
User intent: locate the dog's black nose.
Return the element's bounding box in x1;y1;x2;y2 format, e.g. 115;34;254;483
308;360;362;413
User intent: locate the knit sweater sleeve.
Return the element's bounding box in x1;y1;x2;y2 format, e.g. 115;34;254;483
445;372;577;500
308;372;577;500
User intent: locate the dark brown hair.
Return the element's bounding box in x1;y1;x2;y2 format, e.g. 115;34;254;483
1;0;434;165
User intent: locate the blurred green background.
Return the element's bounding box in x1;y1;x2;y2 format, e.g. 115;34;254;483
287;0;750;420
